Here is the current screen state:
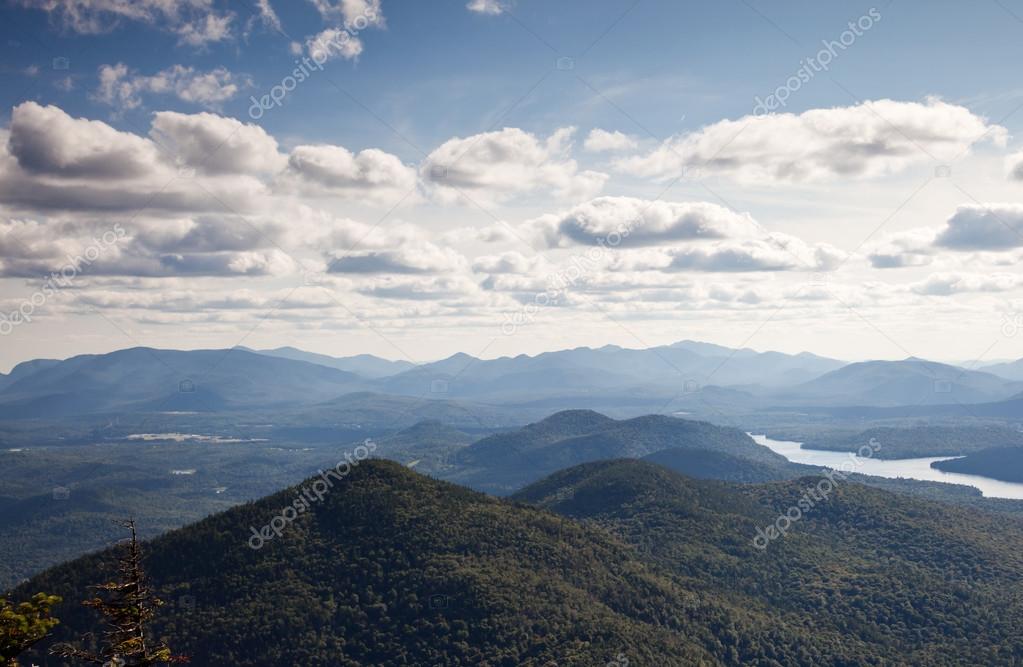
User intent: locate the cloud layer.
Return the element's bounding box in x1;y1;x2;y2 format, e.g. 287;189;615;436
621;98;1006;184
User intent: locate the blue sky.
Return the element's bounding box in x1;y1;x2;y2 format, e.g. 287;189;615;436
7;1;1023;154
1;0;1023;370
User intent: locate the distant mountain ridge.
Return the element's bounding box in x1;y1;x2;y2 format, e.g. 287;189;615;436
376;341;846;401
0;347;368;418
777;357;1023;407
3;344;1023;418
246;346;416;378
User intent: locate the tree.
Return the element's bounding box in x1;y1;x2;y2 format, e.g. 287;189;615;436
51;519;187;666
0;592;61;667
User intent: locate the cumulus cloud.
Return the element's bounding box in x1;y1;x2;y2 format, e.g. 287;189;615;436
304;0;384;61
422;127;607;204
328;246;466;275
306;27;364;61
1008;150;1023;181
309;0;384;25
96;63;247;110
150;111;285;176
584;129;638;153
174;13;232;46
620;98;1006;184
8;101;161;179
440;224;516;245
0;216;294;278
467;0;506;15
522;197;843;274
16;0;235;45
317;217;469;277
472;251;541;274
609;237;841;273
934;204;1023;250
909;272;1023;296
526;196;760;248
355;275;481;300
0;104;272;216
282;144;416;200
866;228;938;268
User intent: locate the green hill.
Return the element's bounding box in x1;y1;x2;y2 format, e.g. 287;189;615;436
515;460;1023;665
18;458;1023;665
931;445;1023;482
16;459;717;666
449;409;781;494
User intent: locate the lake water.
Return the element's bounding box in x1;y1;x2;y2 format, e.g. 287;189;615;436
751;433;1023;500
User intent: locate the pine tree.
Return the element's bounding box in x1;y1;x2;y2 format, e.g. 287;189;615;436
51;519;187;666
0;592;61;667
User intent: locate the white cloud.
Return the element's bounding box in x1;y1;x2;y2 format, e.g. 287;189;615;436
306;27;364;61
526;196;761;248
522;197;843;273
8;101;161;179
150;111;286;176
317;216;470;277
0;104;269;216
584;129;638;153
174;12;232;46
440;224;516;245
935;203;1023;250
609;237;841;273
472;251;541;274
866;228;938;268
309;0;384;26
620;98;1007;184
340;0;384;26
253;0;281;32
16;0;235;45
467;0;506;15
422;127;607;204
304;0;384;61
328;246;467;275
96;63;246;110
1008;150;1023;181
909;272;1023;296
0;216;295;278
282;144;416;200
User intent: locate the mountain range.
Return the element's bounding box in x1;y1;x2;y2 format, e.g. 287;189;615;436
2;343;1023;419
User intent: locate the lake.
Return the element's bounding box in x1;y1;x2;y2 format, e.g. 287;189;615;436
751;433;1023;500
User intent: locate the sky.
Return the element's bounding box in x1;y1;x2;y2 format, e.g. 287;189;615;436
1;0;1023;372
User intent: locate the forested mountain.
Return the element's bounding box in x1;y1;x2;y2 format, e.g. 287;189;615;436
641;447;816;483
515;460;1023;665
803;424;1023;458
17;460;717;665
18;458;1023;665
446;409;782;494
932;446;1023;482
